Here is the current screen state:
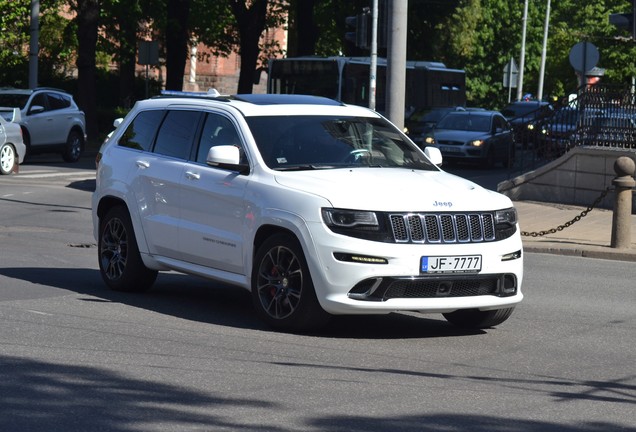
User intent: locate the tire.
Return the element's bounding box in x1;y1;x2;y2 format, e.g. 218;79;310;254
484;148;495;168
252;233;331;331
504;144;515;168
0;143;16;175
62;130;83;163
98;206;157;292
443;307;515;329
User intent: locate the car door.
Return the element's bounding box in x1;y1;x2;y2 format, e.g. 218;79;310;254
44;92;74;144
23;92;51;147
125;109;202;259
177;112;249;274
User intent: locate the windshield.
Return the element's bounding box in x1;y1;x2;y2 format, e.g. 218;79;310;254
436;113;491;132
245;115;437;171
0;94;29;109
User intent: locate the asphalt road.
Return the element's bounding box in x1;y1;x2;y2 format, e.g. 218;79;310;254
0;156;634;431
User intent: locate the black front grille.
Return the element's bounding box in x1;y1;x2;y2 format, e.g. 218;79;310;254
348;274;518;301
390;212;496;244
384;277;498;299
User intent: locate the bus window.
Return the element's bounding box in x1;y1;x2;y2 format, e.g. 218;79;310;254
268;59;340;99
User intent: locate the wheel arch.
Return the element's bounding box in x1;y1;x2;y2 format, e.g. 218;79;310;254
96;195;152;257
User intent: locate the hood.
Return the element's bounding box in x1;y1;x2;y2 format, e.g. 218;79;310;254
274;168;512;212
433;129;490;143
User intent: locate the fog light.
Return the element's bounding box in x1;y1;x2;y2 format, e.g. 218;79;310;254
334;253;388;264
501;250;522;261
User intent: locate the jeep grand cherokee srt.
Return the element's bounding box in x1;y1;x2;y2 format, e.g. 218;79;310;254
92;91;523;332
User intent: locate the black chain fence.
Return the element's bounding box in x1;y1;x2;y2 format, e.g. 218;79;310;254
520;186;613;237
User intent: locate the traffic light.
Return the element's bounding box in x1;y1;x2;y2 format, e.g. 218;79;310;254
345;12;371;49
610;0;636;38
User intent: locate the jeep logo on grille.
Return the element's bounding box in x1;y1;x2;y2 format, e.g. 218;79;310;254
433;200;453;208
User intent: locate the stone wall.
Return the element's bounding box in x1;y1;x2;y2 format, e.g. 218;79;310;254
497;147;636;213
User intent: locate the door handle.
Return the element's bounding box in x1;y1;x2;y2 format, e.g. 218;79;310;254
136;160;150;169
185;171;200;180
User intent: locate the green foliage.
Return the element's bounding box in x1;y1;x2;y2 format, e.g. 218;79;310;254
431;0;636;109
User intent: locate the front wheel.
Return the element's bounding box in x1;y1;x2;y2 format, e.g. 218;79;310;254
62;130;83;162
252;233;331;331
0;143;17;175
443;307;515;329
98;206;157;292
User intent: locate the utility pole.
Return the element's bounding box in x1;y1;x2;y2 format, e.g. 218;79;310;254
537;0;551;101
386;0;408;129
29;0;39;89
369;0;378;111
516;0;528;101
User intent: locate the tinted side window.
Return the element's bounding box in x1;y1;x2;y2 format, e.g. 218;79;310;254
30;93;48;112
196;113;242;163
47;93;71;110
153;110;202;160
118;110;165;151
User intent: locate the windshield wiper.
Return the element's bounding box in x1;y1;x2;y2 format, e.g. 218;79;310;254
273;165;335;171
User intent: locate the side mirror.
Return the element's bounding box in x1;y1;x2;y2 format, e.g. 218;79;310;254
424;146;443;166
28;105;45;115
207;145;249;174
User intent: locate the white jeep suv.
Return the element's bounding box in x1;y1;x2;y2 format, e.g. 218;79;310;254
92;92;523;332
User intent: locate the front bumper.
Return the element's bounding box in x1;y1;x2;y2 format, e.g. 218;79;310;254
303;221;524;315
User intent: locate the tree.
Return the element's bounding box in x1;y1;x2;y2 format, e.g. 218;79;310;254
165;0;191;90
228;0;269;93
73;0;100;141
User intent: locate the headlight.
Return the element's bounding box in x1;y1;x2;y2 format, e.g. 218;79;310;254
470;139;485;147
424;136;435;144
527;124;535;130
495;207;518;226
322;208;394;242
322;208;379;228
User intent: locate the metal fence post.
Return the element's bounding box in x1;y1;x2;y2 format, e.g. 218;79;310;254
611;156;636;249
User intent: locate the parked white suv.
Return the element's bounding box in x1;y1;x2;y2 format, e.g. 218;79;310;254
0;88;86;162
92;91;523;332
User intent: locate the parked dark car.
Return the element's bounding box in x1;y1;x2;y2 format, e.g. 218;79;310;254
424;110;515;167
405;106;464;146
536;107;603;158
571;111;636;149
501;101;554;148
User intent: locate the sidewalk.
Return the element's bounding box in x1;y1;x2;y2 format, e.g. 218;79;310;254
515;200;636;262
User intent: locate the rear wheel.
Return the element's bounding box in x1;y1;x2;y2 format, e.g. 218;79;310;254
62;130;83;162
0;143;16;175
443;307;515;329
98;206;157;292
252;233;331;331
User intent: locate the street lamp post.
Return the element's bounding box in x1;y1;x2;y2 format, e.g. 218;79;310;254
516;0;528;101
29;0;39;89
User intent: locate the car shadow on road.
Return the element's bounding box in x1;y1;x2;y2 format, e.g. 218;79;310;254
0;266;484;339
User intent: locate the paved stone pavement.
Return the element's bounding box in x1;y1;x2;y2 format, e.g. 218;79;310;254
515;200;636;262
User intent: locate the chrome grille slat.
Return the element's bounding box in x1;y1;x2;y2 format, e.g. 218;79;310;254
389;212;496;244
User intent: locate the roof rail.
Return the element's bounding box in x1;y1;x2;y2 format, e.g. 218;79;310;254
158;88;229;99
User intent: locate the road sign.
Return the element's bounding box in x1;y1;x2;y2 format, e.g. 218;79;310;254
503;58;518;88
569;41;599;74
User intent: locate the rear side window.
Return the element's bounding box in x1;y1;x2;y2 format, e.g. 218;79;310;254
153;110;202;159
47;93;71;110
118;110;165;151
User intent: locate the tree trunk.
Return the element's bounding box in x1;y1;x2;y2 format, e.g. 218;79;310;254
75;0;99;142
165;0;190;90
118;11;138;108
230;0;268;94
295;0;318;56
